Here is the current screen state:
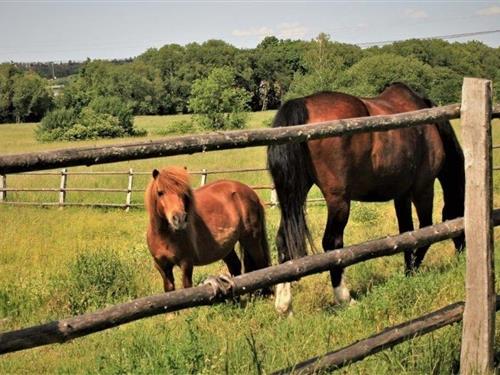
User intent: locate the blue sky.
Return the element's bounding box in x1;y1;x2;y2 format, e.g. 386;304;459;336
0;1;499;62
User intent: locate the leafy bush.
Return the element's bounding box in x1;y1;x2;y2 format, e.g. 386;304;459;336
89;96;134;134
63;250;138;314
37;99;146;141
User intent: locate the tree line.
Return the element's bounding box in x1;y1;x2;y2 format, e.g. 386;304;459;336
1;34;499;129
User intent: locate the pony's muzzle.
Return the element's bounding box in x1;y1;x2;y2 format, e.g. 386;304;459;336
170;212;187;230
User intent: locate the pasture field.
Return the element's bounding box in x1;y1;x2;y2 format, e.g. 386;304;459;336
1;114;500;374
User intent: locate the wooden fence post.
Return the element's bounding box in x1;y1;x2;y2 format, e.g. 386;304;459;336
0;174;6;202
459;78;494;374
125;168;133;212
59;168;67;207
200;169;208;186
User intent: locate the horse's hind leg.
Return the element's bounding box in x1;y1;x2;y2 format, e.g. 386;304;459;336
394;194;415;275
323;195;351;304
223;249;242;277
411;185;434;270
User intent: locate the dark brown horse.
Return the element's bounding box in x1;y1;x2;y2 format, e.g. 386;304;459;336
267;83;464;311
145;166;271;291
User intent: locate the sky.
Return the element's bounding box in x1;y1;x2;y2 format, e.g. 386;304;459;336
0;0;499;63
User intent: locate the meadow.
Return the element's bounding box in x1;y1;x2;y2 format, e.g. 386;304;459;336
0;113;500;374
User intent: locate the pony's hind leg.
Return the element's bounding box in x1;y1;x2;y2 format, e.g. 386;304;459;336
240;237;273;296
394;194;415;275
223;249;242;277
323;195;351;304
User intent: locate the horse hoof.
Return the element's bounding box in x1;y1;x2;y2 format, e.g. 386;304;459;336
334;283;352;305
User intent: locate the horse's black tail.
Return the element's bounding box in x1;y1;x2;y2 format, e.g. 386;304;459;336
424;99;466;251
267;98;314;260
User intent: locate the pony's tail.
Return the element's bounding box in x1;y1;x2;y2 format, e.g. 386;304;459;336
425;99;465;251
267;97;314;260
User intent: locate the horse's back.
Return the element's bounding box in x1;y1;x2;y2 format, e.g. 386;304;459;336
301;86;444;201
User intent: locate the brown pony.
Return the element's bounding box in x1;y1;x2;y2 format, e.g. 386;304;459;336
267;83;465;311
145;166;271;292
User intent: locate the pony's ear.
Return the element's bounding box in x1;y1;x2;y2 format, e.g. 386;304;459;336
183;166;187;171
152;169;160;179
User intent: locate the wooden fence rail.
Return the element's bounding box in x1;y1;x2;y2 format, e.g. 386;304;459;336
1;102;498;175
0;167;279;208
1;209;499;356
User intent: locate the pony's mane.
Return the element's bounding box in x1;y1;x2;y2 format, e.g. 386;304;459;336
155;166;191;195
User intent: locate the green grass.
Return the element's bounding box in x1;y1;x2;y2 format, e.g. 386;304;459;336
0;114;500;374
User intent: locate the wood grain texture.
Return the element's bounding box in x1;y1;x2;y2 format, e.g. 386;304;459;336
460;78;495;374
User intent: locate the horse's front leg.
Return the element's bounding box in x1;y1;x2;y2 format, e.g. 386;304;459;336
323;194;351;304
180;260;194;289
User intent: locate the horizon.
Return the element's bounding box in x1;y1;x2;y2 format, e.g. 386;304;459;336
0;1;499;64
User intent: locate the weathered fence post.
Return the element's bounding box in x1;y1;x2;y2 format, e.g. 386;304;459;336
125;168;134;212
200;168;208;186
459;78;494;374
0;174;6;202
59;168;67;207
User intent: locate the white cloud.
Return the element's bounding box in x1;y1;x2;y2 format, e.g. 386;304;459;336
476;5;500;16
277;22;308;39
405;9;428;19
232;26;274;37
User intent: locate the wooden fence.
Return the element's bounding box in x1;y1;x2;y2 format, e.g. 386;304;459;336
0;167;281;209
0;78;498;374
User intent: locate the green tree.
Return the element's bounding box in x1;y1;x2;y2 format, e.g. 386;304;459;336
286;33;362;99
253;37;307;109
0;64;17;122
337;53;435;97
189;67;251;130
11;72;53;123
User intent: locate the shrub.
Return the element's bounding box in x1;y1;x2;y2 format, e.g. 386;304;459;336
89;96;134;134
36;107;77;141
63;250;138;314
37;99;146;141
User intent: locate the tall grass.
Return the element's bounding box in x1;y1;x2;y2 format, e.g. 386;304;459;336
0;115;500;373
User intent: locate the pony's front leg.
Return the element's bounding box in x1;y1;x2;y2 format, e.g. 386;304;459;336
154;258;175;292
323;195;352;305
180;260;194;289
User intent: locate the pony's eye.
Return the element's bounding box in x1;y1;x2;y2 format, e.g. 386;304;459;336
157;191;164;197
